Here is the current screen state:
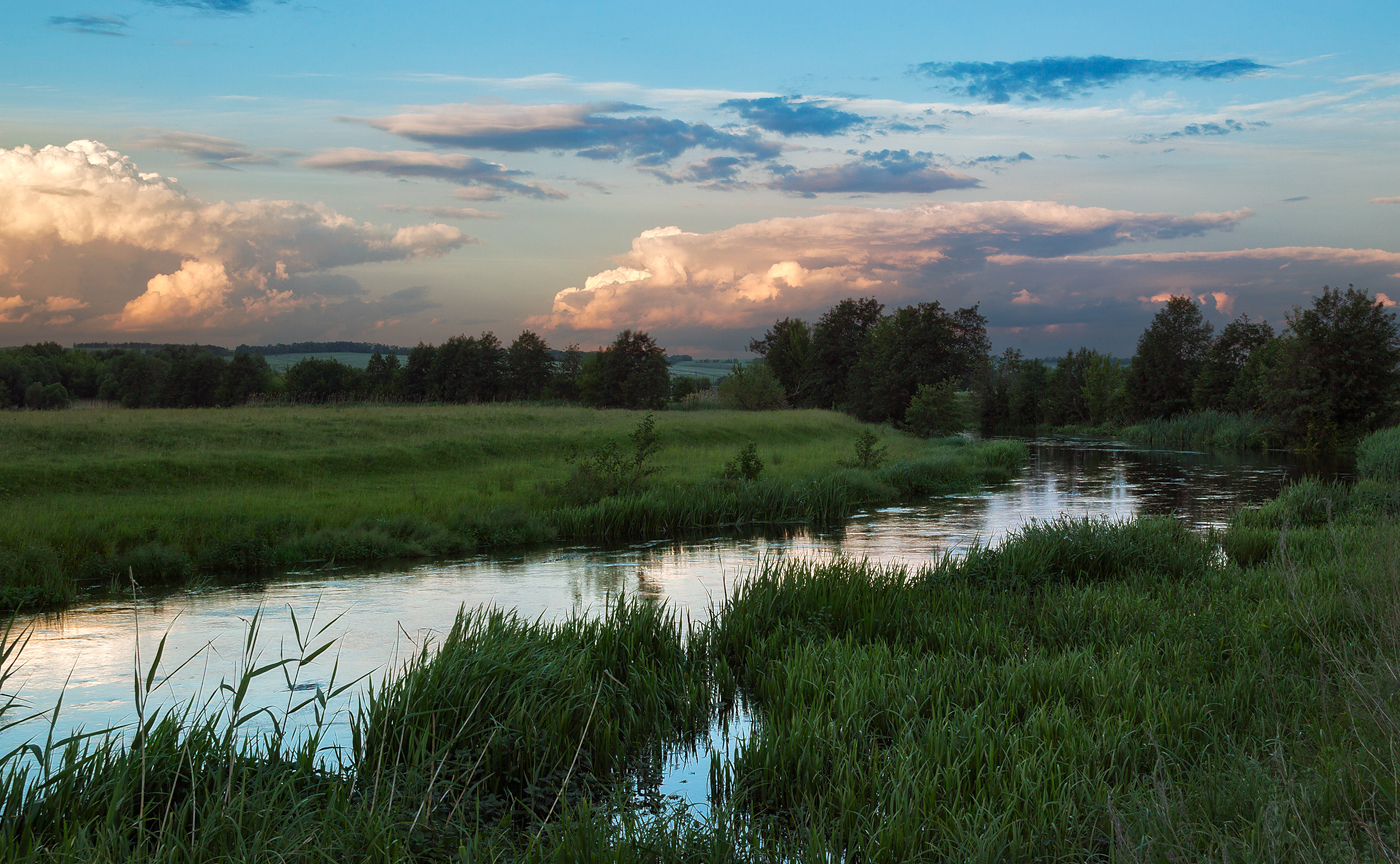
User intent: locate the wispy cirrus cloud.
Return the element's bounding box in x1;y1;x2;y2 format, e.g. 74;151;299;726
1133;118;1271;143
916;55;1271;103
379;204;503;219
144;0;256;12
348;101;782;167
719;95;867;136
767;150;979;196
127;129;288;169
960;151;1034;170
46;14;129;36
299;148;568;200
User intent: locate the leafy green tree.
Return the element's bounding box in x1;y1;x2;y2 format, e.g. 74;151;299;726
580;330;671;409
218;352;278;406
1081;353;1125;426
401;342;437;401
809;297;884;408
747;317;814;403
505;331;554;400
284;357;365;402
1125;296;1214;419
364;351;401;398
1193;315;1274;412
551;343;584;401
717;360;787;410
1253;286;1400;446
847;302;989;423
156;346;227;408
905;379;967;437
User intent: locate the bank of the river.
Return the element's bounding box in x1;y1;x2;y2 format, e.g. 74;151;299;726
0;404;1025;611
2;430;1397;861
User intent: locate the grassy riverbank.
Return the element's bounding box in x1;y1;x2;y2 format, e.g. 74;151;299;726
0;404;1025;611
3;438;1399;860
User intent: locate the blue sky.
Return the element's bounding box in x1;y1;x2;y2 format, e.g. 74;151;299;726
2;0;1398;356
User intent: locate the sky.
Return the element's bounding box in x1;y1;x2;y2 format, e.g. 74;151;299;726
2;0;1399;357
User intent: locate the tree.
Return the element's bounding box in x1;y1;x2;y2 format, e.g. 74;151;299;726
1193;315;1274;412
284;357;365;402
748;318;813;403
1125;296;1214;419
580;330;671;409
1080;352;1125;426
505;331;554;400
218;352;277;406
846;302;989;423
717;360;787;410
552;343;584;401
365;351;401;398
402;342;437;401
1254;286;1400;445
905;379;967;437
809;297;884;408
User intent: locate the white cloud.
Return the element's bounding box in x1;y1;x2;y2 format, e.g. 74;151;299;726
0;140;470;334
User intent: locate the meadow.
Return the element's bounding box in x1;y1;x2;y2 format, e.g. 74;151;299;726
2;428;1398;861
0;404;1025;610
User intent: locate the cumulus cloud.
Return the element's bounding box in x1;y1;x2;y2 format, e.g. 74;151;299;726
349;101;782;167
719;96;867;136
527;201;1249;337
0;140;469;335
767;150;979;196
1133;118;1270;143
300;148;567;200
647;156;750;187
127;128;283;169
47;14;129;35
916;56;1271;103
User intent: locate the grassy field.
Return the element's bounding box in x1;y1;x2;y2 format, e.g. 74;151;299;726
0;404;1024;610
2;429;1398;861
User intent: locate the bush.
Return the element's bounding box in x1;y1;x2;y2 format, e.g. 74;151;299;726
722;442;764;481
562;413;661;502
24;382;69;410
717;360;787;410
903;379;966;437
852;429;887;469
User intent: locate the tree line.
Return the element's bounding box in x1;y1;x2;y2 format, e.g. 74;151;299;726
976;285;1400;446
0;330;678;411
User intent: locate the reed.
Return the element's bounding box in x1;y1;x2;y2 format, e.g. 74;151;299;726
1118;410;1283;452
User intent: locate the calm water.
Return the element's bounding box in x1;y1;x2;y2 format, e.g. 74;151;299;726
0;439;1344;812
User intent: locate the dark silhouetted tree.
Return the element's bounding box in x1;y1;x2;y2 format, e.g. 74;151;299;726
1125;296;1213;419
809;297;884;408
580;330;671;409
505;331;554;400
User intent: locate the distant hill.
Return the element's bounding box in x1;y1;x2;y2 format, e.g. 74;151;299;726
75;342;235;356
235;341;412;356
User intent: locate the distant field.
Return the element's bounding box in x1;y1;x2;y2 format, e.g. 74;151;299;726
260;352;407;371
669;358;753;379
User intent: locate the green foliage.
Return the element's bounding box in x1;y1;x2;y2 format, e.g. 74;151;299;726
218;351;278;405
721;441;764;480
505;330;555;400
747;317;813;403
23;381;69;410
284;356;366;402
852;429;888;469
1193;315;1274;412
717;360;786;410
1126;295;1214;420
564;413;662;501
1119;409;1283;451
0;544;72;609
1357;424;1400;482
902;378;966;437
809;296;884;408
579;330;671;410
847;301;990;423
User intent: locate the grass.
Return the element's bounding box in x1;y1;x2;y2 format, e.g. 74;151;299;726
0;405;1024;611
4;421;1400;860
1116;410;1284;452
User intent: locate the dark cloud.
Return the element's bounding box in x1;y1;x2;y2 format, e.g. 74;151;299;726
916;56;1271;103
46;14;129;35
648;156;749;187
960;152;1033;170
127;129;278;168
300;148;567;200
1282;196;1309;203
353;101;782;167
719;96;867;136
1133;119;1270;143
767;150;979;197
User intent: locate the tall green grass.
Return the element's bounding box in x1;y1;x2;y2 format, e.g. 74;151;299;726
0;406;1026;610
1119;409;1283;452
1358;424;1400;482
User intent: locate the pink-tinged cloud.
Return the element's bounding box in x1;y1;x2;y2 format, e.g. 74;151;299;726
1372;196;1400;204
527;201;1249;335
0;140;470;335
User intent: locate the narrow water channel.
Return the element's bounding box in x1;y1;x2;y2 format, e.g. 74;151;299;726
0;439;1344;813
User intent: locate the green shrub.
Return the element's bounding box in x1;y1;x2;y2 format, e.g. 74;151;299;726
852;429;887;469
721;442;764;481
903;379;967;437
717;361;786;411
